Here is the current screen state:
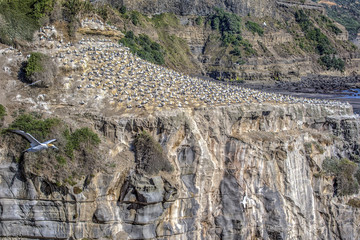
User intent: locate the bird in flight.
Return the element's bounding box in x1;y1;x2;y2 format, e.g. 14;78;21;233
12;130;58;152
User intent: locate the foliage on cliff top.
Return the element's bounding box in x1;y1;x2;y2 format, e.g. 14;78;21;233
6;113;60;140
134;130;173;175
3;112;103;187
323;157;359;196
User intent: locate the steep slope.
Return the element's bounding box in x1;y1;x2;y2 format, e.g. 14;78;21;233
107;0;276;17
101;0;359;81
0;22;360;238
1;104;360;239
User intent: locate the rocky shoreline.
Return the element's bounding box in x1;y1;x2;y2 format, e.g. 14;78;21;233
242;74;360;112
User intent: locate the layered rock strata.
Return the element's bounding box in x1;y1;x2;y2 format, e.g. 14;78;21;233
0;103;359;239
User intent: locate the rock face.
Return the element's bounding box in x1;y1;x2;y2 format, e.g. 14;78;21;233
108;0;275;17
1;104;360;239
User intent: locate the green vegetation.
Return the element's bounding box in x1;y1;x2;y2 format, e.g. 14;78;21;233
7;113;60;140
318;55;345;72
294;9;345;71
119;31;165;65
306;28;335;55
56;155;67;166
119;6;127;14
25;52;47;79
208;8;243;47
195;16;203;25
295;10;335;55
0;1;42;45
209;8;242;35
0;104;6;120
327;23;342;35
130;12;140;26
245;21;264;36
322;157;359;196
206;8;257;62
63;127;101;158
73;186;82;194
152;13;180;28
324;0;360;39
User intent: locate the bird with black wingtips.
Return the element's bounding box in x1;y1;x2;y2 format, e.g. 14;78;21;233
12;130;58;152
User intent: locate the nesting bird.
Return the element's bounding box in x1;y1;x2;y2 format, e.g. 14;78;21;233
48;31;349;110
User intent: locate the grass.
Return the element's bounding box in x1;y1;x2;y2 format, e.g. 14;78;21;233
151;13;180;28
245;21;264;36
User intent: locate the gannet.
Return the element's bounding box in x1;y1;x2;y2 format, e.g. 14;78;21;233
12;130;58;152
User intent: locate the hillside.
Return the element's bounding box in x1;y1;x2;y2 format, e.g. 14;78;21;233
0;1;360;239
317;0;360;40
1;0;359;83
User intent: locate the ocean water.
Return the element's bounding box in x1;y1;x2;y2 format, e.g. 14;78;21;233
341;89;360;98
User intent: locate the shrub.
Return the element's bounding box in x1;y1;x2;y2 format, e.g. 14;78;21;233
295;9;312;31
25;52;45;78
7;113;60;140
327;23;342;35
25;52;57;87
0;104;6;120
195;16;203;25
323;157;359;196
56;155;67;166
294;10;338;60
119;31;165;65
319;55;345;72
119;6;127;14
245;21;264;36
230;47;241;56
131;12;139;26
64;127;100;158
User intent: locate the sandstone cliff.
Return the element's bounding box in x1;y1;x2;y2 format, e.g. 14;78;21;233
108;0;276;17
1;104;359;239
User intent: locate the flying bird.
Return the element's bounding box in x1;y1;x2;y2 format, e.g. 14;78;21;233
12;130;58;152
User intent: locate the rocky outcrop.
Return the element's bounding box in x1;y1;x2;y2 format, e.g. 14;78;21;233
108;0;276;18
1;103;360;239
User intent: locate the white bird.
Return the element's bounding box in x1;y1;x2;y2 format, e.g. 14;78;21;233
12;130;58;152
241;195;249;209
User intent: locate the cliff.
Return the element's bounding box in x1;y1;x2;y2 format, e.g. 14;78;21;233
108;0;276;18
1;103;359;239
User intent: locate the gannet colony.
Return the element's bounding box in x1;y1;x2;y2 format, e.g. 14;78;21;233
38;24;350;112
